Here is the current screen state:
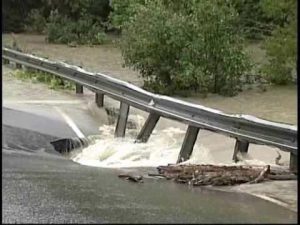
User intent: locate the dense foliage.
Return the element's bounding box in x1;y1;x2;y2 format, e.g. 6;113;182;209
109;0;145;30
3;0;111;45
231;0;274;40
109;0;285;40
44;0;110;44
121;0;251;96
46;9;107;45
260;0;297;84
2;0;45;32
3;0;297;95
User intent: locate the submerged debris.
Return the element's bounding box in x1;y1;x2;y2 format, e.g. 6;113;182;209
118;174;144;183
150;164;297;186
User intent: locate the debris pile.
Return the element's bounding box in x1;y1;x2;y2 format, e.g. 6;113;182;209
148;164;297;186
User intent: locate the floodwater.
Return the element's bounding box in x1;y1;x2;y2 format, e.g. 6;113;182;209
2;33;297;169
3;58;298;221
2;33;297;125
70;123;285;169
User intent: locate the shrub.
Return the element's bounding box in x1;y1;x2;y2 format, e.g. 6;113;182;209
25;9;47;33
230;0;284;40
260;0;296;85
3;0;111;45
2;0;45;33
121;0;251;96
46;10;107;45
14;70;75;90
261;21;296;84
109;0;145;30
44;0;110;21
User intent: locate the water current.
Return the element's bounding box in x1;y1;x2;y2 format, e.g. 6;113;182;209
71;119;281;169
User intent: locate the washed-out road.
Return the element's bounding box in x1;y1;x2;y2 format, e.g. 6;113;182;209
2;66;297;223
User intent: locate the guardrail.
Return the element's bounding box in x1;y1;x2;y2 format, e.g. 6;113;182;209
2;47;297;172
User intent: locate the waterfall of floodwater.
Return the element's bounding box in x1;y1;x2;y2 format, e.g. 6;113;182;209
70;114;279;168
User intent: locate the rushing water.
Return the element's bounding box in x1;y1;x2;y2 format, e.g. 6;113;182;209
71;123;281;169
3;33;296;168
71;125;187;168
2;34;298;220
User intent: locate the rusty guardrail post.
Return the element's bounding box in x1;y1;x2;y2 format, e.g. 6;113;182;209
290;152;297;173
135;113;160;143
115;102;130;137
95;92;104;107
76;84;83;94
177;126;200;163
232;138;249;162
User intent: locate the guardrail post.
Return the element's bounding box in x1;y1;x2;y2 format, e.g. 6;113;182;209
76;84;83;94
135;113;160;143
177;126;200;163
115;102;130;138
289;152;297;173
2;58;9;64
232;139;249;162
16;63;22;69
95;92;104;107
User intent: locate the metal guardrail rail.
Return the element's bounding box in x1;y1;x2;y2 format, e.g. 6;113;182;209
2;47;298;171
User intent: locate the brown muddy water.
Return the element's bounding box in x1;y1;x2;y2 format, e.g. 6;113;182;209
2;33;297;125
2;34;298;217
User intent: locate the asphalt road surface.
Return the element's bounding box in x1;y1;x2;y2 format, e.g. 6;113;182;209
2;106;298;224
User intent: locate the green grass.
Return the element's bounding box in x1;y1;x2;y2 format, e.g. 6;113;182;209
14;69;75;90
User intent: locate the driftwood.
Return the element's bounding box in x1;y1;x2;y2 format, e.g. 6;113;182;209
275;151;284;166
249;165;270;184
151;164;297;186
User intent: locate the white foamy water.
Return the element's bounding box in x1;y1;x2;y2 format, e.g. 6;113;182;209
71;125;191;168
70;123;277;168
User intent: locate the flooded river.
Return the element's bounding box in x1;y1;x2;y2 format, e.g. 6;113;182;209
2;33;297;125
3;56;298;222
3;33;297;168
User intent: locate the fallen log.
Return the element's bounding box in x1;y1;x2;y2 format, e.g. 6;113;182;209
267;174;297;180
152;164;297;186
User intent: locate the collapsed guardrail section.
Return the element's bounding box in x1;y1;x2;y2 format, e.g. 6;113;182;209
2;47;297;172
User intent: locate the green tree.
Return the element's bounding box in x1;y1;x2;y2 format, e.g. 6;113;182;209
44;0;111;45
44;0;111;22
109;0;145;30
121;0;251;96
260;0;297;84
3;0;112;44
2;0;44;32
230;0;275;40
